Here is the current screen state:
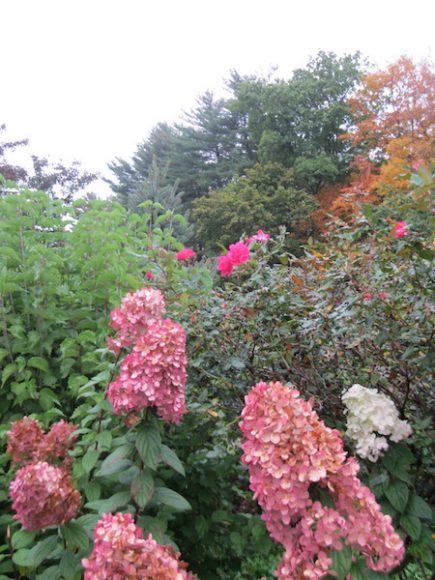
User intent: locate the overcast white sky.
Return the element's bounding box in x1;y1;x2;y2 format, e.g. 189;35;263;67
1;0;434;195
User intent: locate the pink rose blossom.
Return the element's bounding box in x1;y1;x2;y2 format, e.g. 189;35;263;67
217;254;234;277
363;292;373;301
107;318;187;423
379;291;387;300
176;248;197;261
145;271;154;280
217;242;250;277
10;462;81;531
82;513;196;579
108;287;166;353
227;242;250;266
392;221;408;238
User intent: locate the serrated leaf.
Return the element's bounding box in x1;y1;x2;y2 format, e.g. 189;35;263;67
86;491;131;514
160;444;185;476
153;487;191;511
385;480;409;513
62;521;90;550
1;363;17;385
136;424;161;470
96;445;132;477
85;480;101;502
82;448;100;474
59;551;81;579
131;470;154;508
400;513;422;540
27;356;50;373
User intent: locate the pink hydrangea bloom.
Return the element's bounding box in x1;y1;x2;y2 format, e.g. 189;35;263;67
9;462;81;531
107;319;187;423
217;254;234;277
108;287;166;353
247;229;270;244
7;418;77;468
34;420;78;468
7;417;44;466
392;221;408;238
240;381;404;578
176;248;197;261
82;512;196;579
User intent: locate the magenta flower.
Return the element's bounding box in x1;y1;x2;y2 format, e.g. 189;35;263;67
176;248;197;261
145;271;154;280
217;254;234;277
379;291;387;300
363;292;373;301
217;241;250;277
392;221;408;238
411;159;424;170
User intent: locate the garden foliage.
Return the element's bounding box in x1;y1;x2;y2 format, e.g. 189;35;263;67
0;164;433;579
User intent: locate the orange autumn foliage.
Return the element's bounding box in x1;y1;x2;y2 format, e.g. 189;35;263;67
343;57;435;197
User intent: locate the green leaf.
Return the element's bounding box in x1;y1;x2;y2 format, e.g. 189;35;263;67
160;444;185;476
400;514;422;540
59;551;81;579
31;535;58;566
330;546;352;577
385;480;409;513
153;487;191;511
96;445;132;477
131;470;154;508
62;521;90;550
382;443;414;473
82;448;100;474
406;493;433;521
27;356;50;373
136;423;161;470
11;530;36;550
96;430;112;450
12;548;34;567
86;491;131;514
85;481;101;502
1;363;17;385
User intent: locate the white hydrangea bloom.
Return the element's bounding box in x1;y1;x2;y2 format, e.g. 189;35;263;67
342;384;412;462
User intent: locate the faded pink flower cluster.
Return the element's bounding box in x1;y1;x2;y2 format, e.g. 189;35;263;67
240;381;404;579
217;242;250;277
107;288;188;423
247;229;270;244
7;418;81;530
9;461;81;531
108;287;166;354
82;512;196;579
107;319;187;422
7;417;77;469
